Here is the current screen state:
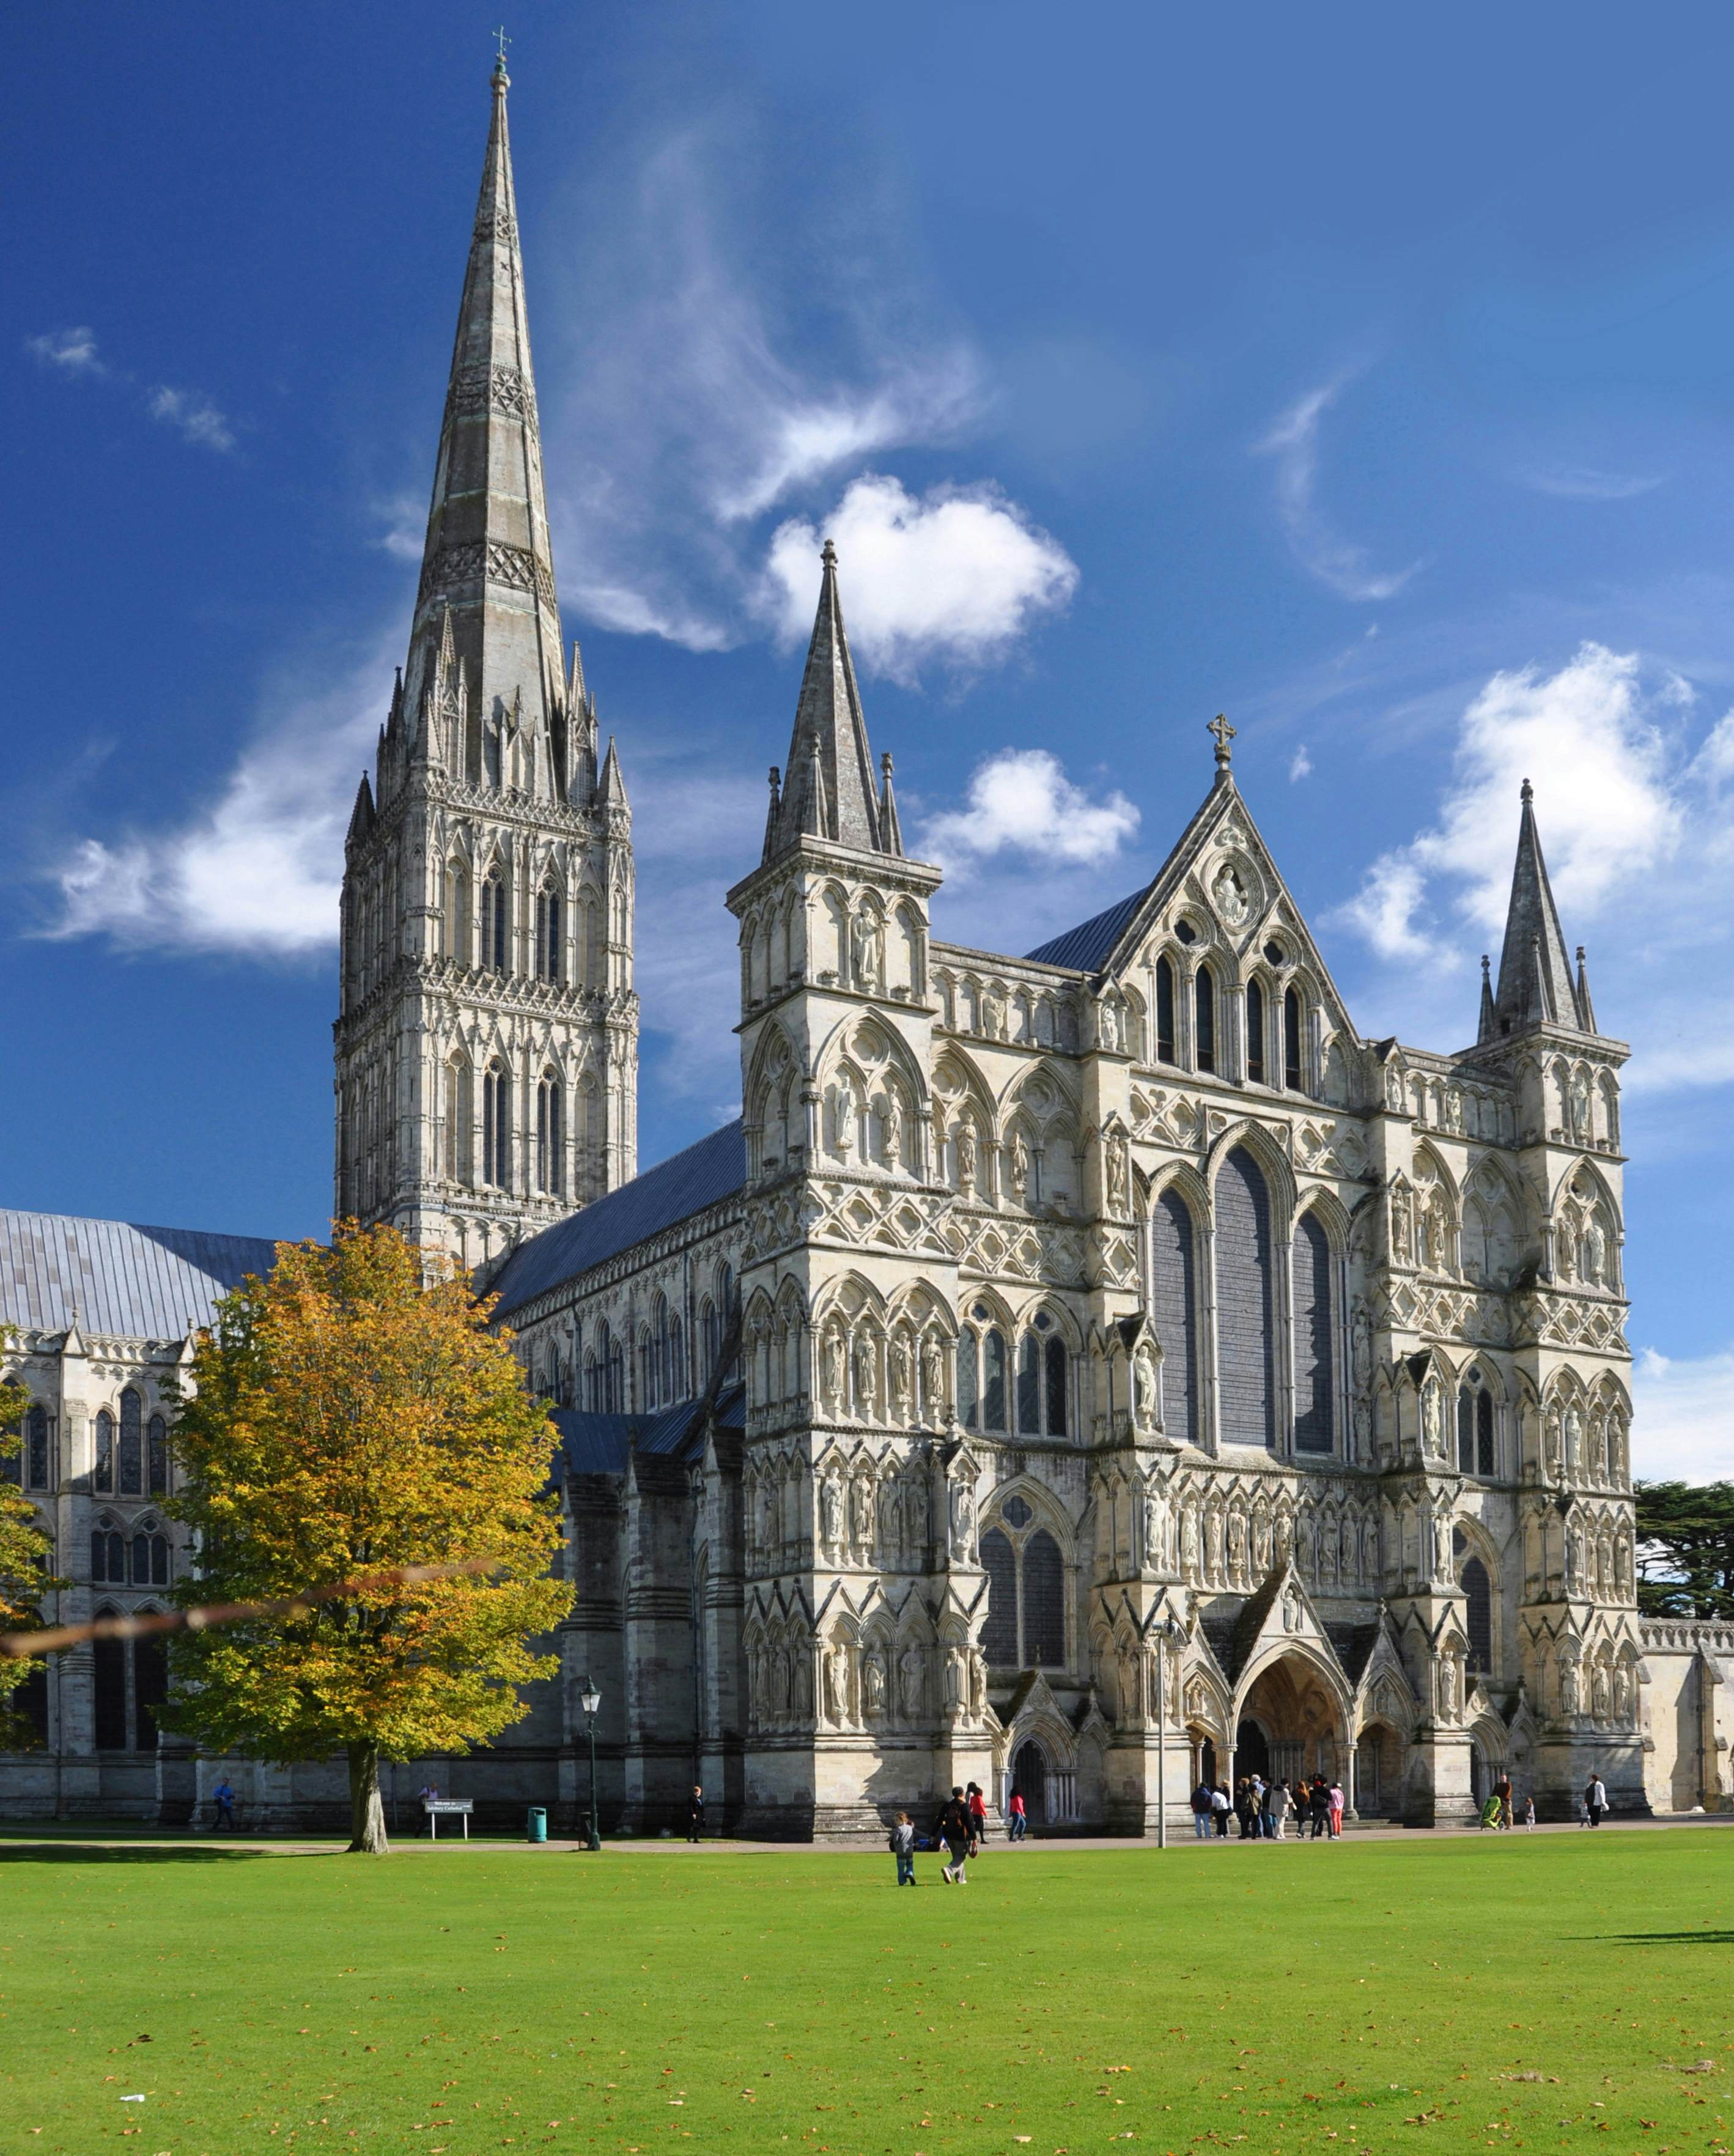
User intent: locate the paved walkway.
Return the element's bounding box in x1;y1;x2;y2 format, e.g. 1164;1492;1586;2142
2;1812;1728;1856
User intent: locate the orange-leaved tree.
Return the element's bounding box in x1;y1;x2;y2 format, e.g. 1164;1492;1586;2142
164;1224;572;1851
0;1338;57;1745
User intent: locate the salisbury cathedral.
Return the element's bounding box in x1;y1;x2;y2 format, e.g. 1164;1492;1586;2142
4;61;1729;1834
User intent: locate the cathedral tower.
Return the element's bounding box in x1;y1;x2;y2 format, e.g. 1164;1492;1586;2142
334;57;637;1269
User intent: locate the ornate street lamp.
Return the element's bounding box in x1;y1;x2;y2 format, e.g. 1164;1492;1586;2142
581;1677;602;1853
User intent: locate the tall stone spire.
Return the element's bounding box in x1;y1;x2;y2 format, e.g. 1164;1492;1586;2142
403;52;566;791
764;541;896;862
1490;779;1585;1036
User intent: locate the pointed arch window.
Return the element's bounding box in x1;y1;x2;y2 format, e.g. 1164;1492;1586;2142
1012;1312;1069;1438
132;1524;169;1588
445;1058;471;1183
982;1324;1008;1433
1149;1187;1199;1447
981;1505;1068;1669
1283;988;1303;1091
26;1403;50;1491
94;1408;114;1494
147;1413;168;1496
1458;1369;1496;1477
535;884;563;983
1462;1552;1493;1675
1292;1211;1335;1454
980;1529;1019;1664
482;1060;512;1189
445;861;470;962
1216;1146;1275;1447
956;1330;980;1433
118;1390;144;1496
1194;965;1216;1074
1155;955;1176;1063
481;870;509;972
536;1071;563;1195
91;1523;126;1583
1245;979;1266;1084
94;1626;127;1749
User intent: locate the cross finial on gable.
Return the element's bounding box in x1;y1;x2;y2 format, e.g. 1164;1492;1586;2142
494;23;511;62
1208;712;1236;769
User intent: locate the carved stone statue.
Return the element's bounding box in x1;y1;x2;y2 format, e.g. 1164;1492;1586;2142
833;1076;855;1156
1228;1510;1248;1582
941;1644;962;1713
1592;1659;1610;1718
1098;999;1120;1053
822;1641;846;1723
1420;1379;1443;1461
968;1647;986;1719
888;1335;913;1424
1385;1060;1405;1112
1584;1218;1606;1286
822;1332;846;1418
1438;1653;1460;1719
1009;1130;1030;1200
851;909;882;991
1107;1132;1130;1212
1564;1406;1583;1473
982;989;1005;1040
863;1649;887;1718
1570;1067;1591;1141
849;1474;871;1546
1612;1660;1631;1721
1544;1407;1563;1478
920;1334;944;1422
819;1475;841;1546
1142;1481;1164;1571
1559;1655;1581;1717
898;1644;924;1719
1133;1342;1158;1431
853;1334;878;1423
956;1118;978;1192
948;1477;975;1559
1212;863;1249;927
881;1089;904;1168
1390;1186;1412;1263
1181;1502;1200;1579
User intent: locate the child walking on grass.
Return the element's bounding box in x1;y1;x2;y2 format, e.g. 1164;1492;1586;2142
890;1811;917;1886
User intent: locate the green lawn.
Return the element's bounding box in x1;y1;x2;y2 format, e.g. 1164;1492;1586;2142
2;1828;1730;2155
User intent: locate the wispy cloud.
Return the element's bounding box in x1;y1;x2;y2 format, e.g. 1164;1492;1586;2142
28;325;105;376
918;747;1137;878
1515;462;1667;503
1632;1345;1734;1480
762;476;1078;682
541;119;1066;679
26;325;238;454
1255;374;1424;603
1288;744;1313;781
45;629;399;955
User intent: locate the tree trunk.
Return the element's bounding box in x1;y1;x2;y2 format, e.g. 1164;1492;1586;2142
347;1740;389;1853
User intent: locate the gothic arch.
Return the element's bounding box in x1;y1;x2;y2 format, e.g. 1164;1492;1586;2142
1205;1117;1299;1222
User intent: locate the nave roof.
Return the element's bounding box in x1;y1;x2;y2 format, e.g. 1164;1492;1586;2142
549;1380;746;1479
0;1209;281;1343
489;1117;747;1319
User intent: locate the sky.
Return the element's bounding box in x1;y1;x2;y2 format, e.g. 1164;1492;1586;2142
4;1;1732;1475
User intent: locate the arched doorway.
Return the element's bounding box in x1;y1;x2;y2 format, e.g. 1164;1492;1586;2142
1011;1739;1047;1825
1237;1653;1348;1793
1234;1716;1270;1782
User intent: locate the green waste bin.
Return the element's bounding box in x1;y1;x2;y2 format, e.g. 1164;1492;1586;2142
526;1806;547;1844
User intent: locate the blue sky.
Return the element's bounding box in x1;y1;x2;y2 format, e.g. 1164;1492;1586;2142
6;2;1732;1471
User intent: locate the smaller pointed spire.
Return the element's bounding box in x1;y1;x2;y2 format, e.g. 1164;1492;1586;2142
762;764;783;857
878;750;904;858
1477;953;1497;1045
567;639;590;716
596;736;629;810
1492;778;1583;1035
766;541;887;860
345;773;377;849
1574;945;1598;1034
795;726;830;841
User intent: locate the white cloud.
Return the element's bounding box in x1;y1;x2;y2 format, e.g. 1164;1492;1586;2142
1337;643;1681;962
1288;744;1313;781
1255;374;1424;603
540;121;1068;678
46;632;399;955
918;747;1137;876
28;325;105;376
762;476;1078;681
1632;1345;1734;1481
147;385;235;453
1516;463;1666;502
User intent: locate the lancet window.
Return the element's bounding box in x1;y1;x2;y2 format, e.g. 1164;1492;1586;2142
1245;980;1266;1084
118;1390;143;1495
980;1497;1068;1669
147;1413;168;1496
534;885;563;983
1014;1311;1069;1438
536;1072;563;1195
1194;965;1217;1074
1283;988;1303;1090
957;1305;1011;1434
1155;956;1176;1063
481;869;509;973
1148;1187;1200;1446
94;1408;114;1494
1291;1211;1335;1455
1215;1147;1275;1447
1457;1368;1496;1477
483;1060;512;1189
26;1403;50;1491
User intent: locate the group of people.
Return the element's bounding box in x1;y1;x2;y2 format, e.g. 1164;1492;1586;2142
1191;1773;1343;1840
891;1781;997;1883
1475;1771;1610;1829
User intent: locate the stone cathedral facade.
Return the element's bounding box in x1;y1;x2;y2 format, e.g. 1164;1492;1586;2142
2;61;1729;1831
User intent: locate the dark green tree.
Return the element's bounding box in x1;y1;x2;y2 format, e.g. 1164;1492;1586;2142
1634;1479;1734;1620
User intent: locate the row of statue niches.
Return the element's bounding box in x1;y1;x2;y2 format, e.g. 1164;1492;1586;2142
814;1325;948;1427
1533;1639;1637;1725
1171;1495;1382;1593
743;1631;990;1732
744;1460;980;1568
1541;1513;1636;1603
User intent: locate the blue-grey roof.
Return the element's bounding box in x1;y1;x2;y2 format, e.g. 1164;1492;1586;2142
491;1119;747;1318
0;1209;281;1340
550;1382;746;1477
1024;885;1146;972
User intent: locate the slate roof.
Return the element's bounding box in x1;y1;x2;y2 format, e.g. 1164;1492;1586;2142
1023;885;1145;973
549;1381;746;1479
490;1118;747;1319
0;1209;281;1341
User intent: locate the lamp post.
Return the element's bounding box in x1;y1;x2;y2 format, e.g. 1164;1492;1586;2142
581;1677;602;1852
1154;1615;1180;1851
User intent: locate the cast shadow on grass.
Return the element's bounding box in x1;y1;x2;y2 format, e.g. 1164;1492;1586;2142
1587;1930;1734;1946
0;1842;326;1864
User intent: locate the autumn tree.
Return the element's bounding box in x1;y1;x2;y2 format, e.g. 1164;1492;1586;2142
1635;1479;1734;1620
0;1337;56;1747
164;1223;572;1852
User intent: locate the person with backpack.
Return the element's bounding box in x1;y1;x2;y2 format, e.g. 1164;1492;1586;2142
966;1781;989;1854
1008;1787;1028;1842
889;1811;917;1885
937;1787;973;1884
1308;1778;1331;1839
1190;1779;1214;1840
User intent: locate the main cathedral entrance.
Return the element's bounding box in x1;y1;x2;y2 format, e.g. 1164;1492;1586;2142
1236;1654;1347;1789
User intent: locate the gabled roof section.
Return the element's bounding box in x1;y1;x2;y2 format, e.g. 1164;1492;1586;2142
490;1118;747;1318
0;1211;281;1340
550;1381;746;1479
764;541;891;862
1024;886;1145;972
